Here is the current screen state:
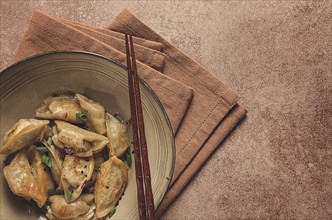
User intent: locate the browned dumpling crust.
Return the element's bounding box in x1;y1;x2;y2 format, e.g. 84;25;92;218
48;194;94;220
54;120;108;157
85;154;105;189
2;92;132;218
94;156;128;218
0;119;49;155
35;95;83;124
76;93;106;135
61;155;94;203
45;143;64;187
3;147;54;207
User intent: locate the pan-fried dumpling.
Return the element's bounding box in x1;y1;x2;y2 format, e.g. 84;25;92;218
49;153;62;186
76;94;106;135
106;113;130;158
85;154;105;189
47;194;95;220
0;119;49;155
36;95;83;124
61;155;94;203
30;148;55;204
3;147;54;207
44;142;64;186
54;120;108;157
94;156;128;218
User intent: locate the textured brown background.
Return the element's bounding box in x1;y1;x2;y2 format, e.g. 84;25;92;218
1;1;331;219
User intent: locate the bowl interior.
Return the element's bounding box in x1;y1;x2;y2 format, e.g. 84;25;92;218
0;52;174;219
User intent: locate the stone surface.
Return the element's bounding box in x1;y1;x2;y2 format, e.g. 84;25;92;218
0;1;331;219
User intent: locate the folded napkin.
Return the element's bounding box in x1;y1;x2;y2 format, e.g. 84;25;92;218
13;10;247;218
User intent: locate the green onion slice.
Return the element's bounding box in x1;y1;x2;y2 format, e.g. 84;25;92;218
42;155;52;168
126;117;132;125
125;150;132;168
114;112;124;123
35;146;49;153
67;188;73;201
47;137;53;146
76;112;88;121
48;189;58;196
109;207;116;218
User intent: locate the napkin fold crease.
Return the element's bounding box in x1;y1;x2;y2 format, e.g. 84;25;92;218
61;20;166;72
12;10;247;218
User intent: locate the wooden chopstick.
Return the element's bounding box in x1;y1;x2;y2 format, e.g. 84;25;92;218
125;34;146;220
125;34;155;220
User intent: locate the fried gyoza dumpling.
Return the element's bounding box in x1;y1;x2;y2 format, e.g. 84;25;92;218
3;147;54;207
49;153;62;187
54;120;108;157
47;194;95;220
85;154;105;189
35;95;83;124
106;113;130;158
76;94;106;135
0;119;49;155
30;149;55;204
45;142;64;186
94;156;128;218
61;155;94;203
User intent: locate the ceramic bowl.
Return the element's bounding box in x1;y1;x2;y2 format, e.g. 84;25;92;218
0;51;175;219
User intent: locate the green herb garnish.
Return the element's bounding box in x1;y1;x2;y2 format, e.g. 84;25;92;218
67;188;73;201
42;155;52;168
76;112;88;121
47;137;53;146
126;117;132;125
108;207;116;218
35;146;49;153
125;150;132;168
114;112;124;123
48;189;59;196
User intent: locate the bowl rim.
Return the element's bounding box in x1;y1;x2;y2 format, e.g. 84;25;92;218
0;50;175;212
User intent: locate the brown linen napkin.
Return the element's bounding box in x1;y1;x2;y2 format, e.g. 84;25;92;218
107;10;247;217
60;19;164;52
14;11;194;133
108;9;241;181
60;20;166;72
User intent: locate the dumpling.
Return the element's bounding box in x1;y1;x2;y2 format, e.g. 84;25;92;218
44;142;64;186
54;120;109;157
47;194;95;220
30;148;55;204
49;153;62;186
3;147;54;207
35;95;83;124
85;154;105;189
76;93;106;135
94;156;128;218
61;155;94;203
0;119;49;155
106;113;130;158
